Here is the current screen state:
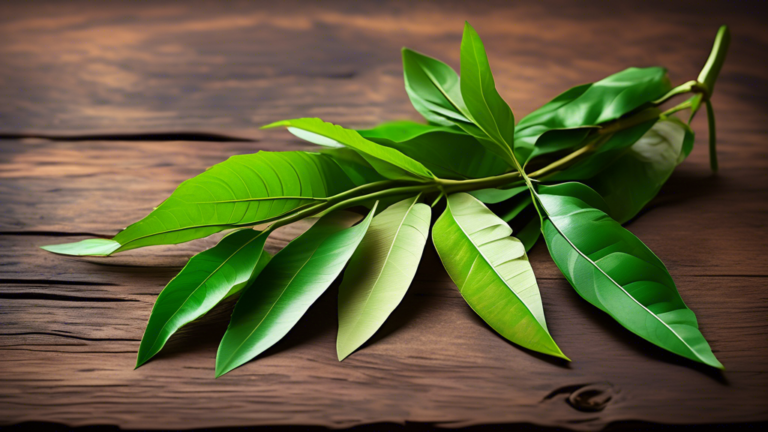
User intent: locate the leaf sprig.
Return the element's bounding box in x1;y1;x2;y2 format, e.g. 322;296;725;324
43;23;731;374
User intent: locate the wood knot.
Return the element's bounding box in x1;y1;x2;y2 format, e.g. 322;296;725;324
567;382;615;412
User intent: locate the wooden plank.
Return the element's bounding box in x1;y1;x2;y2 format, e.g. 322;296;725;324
1;0;767;429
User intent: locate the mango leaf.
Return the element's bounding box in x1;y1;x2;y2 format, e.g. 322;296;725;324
264;118;434;181
135;228;271;368
358;121;508;180
432;193;567;360
545;119;657;181
42;151;357;255
586;118;695;223
459;22;517;166
401;48;470;126
320;147;387;186
469;185;527;204
538;182;722;369
215;207;377;377
516;67;672;163
336;196;430;360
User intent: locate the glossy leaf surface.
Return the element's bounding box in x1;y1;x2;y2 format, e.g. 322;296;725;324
459;22;516;166
432;193;567;360
516;67;672;162
469;186;527;204
358;121;508;179
44;151;357;255
264;118;434;181
401;48;469;126
337;196;430;360
538;182;722;369
587;118;694;223
136;228;270;367
216;207;376;376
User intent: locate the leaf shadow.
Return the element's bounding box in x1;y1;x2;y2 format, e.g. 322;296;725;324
556;278;729;384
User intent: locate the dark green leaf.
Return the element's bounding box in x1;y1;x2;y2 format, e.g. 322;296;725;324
337;196;430;360
469;185;527;204
215;207;377;376
136;228;271;368
401;48;469;126
432;193;567;360
516;67;672;162
459;22;517;166
263;118;434;181
43;151;357;255
358;121;508;180
538;182;722;369
587;118;694;223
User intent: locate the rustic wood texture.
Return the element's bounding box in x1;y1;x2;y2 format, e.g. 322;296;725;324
1;1;767;429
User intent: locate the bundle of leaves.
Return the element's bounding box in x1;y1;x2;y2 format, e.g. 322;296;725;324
44;23;731;376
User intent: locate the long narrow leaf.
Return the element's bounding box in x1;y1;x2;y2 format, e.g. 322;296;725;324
432;193;567;360
263;118;434;181
43;151;357;255
538;182;722;369
401;48;470;126
215;206;377;376
136;228;271;367
337;196;430;360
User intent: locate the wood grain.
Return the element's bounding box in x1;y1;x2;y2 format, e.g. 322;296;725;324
1;0;767;430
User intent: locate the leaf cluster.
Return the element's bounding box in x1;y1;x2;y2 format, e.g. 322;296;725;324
43;23;731;374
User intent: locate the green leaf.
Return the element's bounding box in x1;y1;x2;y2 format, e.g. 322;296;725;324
358;121;508;180
545;119;657;181
586;118;694;223
432;193;567;360
336;196;430;360
43;151;358;255
459;22;516;166
538;182;722;369
401;48;469;126
469;185;527;204
264;118;434;181
136;228;271;368
516;67;672;163
320;147;387;186
215;207;377;377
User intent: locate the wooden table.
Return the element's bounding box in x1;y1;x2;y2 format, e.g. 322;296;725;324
1;1;766;430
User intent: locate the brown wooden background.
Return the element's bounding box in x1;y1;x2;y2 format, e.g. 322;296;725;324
1;1;767;430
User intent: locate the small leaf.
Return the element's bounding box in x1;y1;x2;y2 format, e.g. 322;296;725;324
587;118;694;223
401;48;469;126
432;193;567;360
337;196;430;360
538;182;722;369
359;121;508;180
41;238;120;256
42;151;358;255
264;118;434;181
215;206;377;377
459;22;516;166
136;228;270;368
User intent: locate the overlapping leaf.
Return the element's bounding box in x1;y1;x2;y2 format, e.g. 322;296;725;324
538;182;722;368
263;118;434;181
337;196;430;360
358;121;508;179
43;151;359;255
586;118;694;223
516;67;672;163
136;228;271;367
432;193;567;359
215;207;376;376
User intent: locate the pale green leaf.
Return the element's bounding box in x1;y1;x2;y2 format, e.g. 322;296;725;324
432;193;567;360
337;196;430;360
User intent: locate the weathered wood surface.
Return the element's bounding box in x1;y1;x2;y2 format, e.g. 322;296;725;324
1;1;767;430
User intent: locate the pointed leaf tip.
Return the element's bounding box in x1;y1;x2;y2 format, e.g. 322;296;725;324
41;238;120;256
